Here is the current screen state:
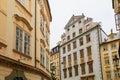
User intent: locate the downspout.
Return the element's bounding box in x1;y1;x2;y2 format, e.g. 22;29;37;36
35;0;37;68
97;25;103;80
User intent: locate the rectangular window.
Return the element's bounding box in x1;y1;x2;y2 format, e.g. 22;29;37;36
63;47;66;54
87;46;92;56
72;32;76;38
67;35;70;41
68;67;72;77
86;34;90;43
79;28;82;34
63;69;67;78
67;44;71;52
111;43;116;49
80;64;86;74
114;71;119;78
73;52;77;60
16;27;23;52
24;33;30;55
40;47;44;66
68;54;71;62
18;0;24;5
106;71;111;79
74;65;78;76
103;45;108;51
73;41;77;49
79;37;83;46
104;57;110;65
63;57;66;64
88;62;93;73
80;49;84;58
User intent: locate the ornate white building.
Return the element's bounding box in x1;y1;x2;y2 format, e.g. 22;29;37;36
60;14;107;80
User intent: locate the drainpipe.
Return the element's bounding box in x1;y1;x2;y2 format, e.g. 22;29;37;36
35;0;37;68
97;25;103;80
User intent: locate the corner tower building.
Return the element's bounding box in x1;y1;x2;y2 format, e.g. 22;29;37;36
60;14;107;80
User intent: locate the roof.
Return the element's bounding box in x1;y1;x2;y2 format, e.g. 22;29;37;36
64;14;85;29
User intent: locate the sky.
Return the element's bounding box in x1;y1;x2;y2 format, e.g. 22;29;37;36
48;0;116;49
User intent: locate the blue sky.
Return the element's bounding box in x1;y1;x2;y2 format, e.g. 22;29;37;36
49;0;116;49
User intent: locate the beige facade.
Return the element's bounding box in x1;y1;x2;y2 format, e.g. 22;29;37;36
50;45;60;80
100;30;120;80
0;0;52;80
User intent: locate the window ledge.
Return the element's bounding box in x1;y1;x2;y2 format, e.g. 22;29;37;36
13;49;32;59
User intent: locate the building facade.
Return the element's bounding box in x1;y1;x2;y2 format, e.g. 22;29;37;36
60;14;107;80
112;0;120;30
0;0;52;80
50;45;60;80
100;30;120;80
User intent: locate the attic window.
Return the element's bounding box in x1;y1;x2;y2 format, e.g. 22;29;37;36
79;21;81;23
72;25;75;28
67;28;70;31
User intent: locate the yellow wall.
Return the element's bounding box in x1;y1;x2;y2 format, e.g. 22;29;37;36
100;34;120;80
0;0;52;80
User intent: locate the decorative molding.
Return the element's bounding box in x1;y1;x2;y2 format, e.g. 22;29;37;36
14;14;33;31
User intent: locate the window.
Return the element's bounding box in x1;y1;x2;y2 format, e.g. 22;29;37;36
63;69;67;78
103;45;108;51
88;62;93;73
111;43;116;49
24;33;30;55
67;28;70;31
40;17;44;33
106;71;111;79
79;28;82;34
79;37;83;46
67;44;71;51
72;25;75;28
67;35;70;41
80;64;86;74
18;0;24;5
87;46;92;56
40;47;44;66
104;57;110;65
72;32;76;38
16;27;23;52
74;65;78;76
16;27;30;55
114;71;119;78
86;34;91;43
68;54;71;62
73;52;77;61
68;67;72;77
73;41;77;49
63;47;66;54
80;49;84;58
63;57;66;64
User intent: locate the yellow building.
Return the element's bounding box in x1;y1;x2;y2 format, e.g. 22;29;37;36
50;45;60;80
100;30;120;80
112;0;120;30
0;0;52;80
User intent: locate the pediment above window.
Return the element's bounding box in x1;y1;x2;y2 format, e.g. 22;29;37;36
14;14;33;31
